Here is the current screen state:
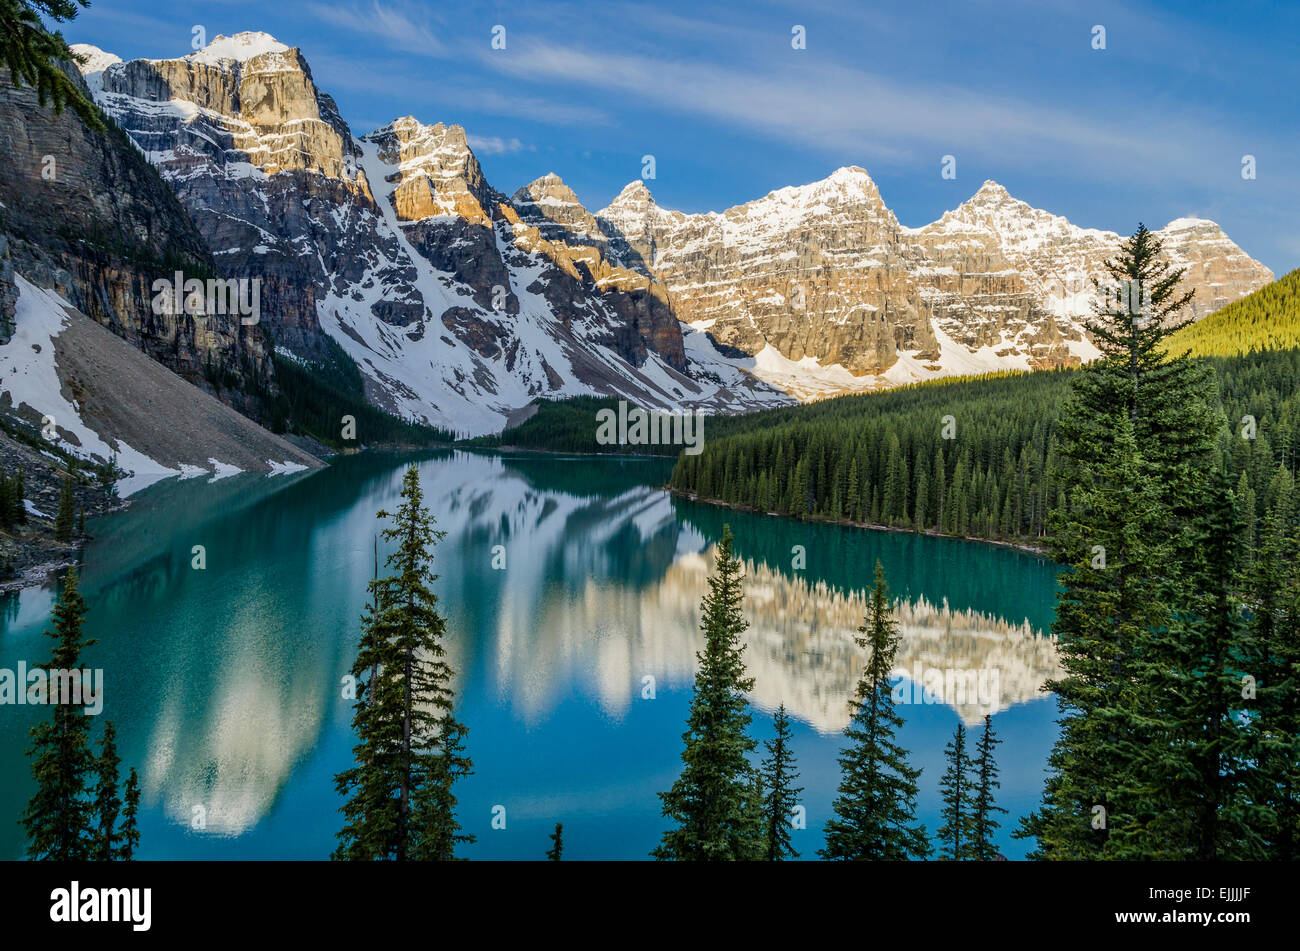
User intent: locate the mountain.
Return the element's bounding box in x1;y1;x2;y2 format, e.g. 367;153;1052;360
69;31;1274;425
588;174;1273;399
73;34;789;436
0;55;319;515
0;62;270;413
2;275;319;488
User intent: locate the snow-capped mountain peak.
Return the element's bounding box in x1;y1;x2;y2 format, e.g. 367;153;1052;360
70;33;1273;423
67;43;122;94
185;32;290;66
68;43;121;73
974;178;1011;196
72;41;789;434
608;180;655;205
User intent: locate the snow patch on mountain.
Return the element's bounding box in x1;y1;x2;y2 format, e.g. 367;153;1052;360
67;43;121;94
2;277;179;494
186;32;289;66
71;36;1271;417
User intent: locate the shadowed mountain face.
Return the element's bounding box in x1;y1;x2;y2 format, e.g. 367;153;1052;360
72;36;790;435
0;64;270;414
69;31;1271;421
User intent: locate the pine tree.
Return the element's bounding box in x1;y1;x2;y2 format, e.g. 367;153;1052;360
334;465;473;861
1021;226;1219;860
759;704;803;860
54;474;75;541
882;436;905;524
654;525;762;860
0;0;105;131
790;461;809;518
117;767;140;860
1020;414;1171;859
546;822;563;861
821;561;929;860
1063;225;1218;562
100;453;121;498
914;468;929;530
408;719;474;861
936;723;973;860
846;458;860;521
22;569;97;860
970;715;1005;860
91;720;123;861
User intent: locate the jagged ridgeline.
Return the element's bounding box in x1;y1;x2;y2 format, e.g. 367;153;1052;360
668;349;1300;546
0;52;446;456
1168;267;1300;357
62;32;1271;438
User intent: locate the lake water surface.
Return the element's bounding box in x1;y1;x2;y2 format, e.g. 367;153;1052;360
0;450;1062;859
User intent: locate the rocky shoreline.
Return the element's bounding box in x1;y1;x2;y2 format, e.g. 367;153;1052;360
0;429;127;593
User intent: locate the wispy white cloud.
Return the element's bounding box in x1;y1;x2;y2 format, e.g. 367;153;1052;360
483;37;1283;194
467;134;532;155
305;0;444;57
304;51;610;128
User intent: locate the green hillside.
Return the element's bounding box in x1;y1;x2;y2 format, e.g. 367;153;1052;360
1169;267;1300;356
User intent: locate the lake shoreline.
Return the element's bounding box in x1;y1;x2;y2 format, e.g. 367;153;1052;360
460;444;670;460
668;487;1053;558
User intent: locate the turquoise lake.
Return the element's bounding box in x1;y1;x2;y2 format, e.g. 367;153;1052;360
0;450;1062;859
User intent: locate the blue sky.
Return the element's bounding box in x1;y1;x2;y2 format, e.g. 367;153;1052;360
64;0;1298;275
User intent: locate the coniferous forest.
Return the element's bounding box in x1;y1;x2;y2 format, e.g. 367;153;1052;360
660;225;1300;860
668;349;1300;549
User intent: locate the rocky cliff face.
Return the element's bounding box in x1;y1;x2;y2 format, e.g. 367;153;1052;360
71;31;1274;420
83;36;376;356
599;168;938;374
0;63;270;410
587;172;1273;398
76;35;786;435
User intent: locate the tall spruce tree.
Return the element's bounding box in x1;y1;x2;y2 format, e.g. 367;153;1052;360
546;822;563;861
117;767;140;860
22;570;96;859
970;715;1005;860
408;719;473;861
759;704;803;860
654;525;762;861
1134;474;1262;858
936;723;973;860
820;561;929;860
54;474;75;541
1020;226;1220;860
334;465;473;861
1020;413;1171;858
22;571;144;860
91;720;123;861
